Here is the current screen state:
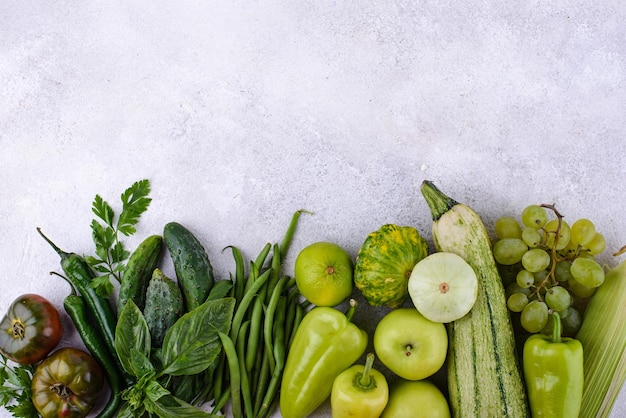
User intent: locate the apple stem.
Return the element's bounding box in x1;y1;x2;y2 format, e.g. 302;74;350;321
405;345;412;356
345;299;357;322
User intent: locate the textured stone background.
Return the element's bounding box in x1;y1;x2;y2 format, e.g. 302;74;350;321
1;1;625;416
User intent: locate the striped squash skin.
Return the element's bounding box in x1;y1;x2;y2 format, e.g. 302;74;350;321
354;224;429;309
422;182;529;418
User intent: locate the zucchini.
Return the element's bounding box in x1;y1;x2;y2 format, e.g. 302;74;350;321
420;181;529;417
143;268;184;348
163;222;215;312
117;234;163;315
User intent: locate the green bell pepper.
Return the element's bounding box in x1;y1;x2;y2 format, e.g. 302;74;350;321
523;311;584;418
279;299;368;418
331;352;389;418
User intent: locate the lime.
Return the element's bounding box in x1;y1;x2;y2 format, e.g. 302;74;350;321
408;252;478;323
295;241;353;307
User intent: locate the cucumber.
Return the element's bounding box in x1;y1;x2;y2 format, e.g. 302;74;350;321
420;181;529;417
143;268;184;348
117;234;163;315
163;222;215;312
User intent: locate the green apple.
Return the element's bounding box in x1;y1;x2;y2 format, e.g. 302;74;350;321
373;308;447;380
381;379;450;418
294;241;353;307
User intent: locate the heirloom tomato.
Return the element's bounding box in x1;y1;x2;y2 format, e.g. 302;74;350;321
0;293;62;364
31;347;105;418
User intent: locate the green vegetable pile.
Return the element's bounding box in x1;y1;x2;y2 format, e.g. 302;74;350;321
0;179;624;418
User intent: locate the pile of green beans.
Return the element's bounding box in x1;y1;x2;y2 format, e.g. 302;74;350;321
210;210;311;418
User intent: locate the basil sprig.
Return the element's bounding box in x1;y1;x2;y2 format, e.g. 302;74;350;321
115;297;235;417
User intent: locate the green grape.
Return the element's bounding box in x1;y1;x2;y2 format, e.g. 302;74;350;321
554;260;573;282
540;316;554;336
567;278;596;298
533;269;550;287
561;307;582;336
584;232;606;255
521;227;542;248
520;300;549;333
522;248;551;273
498;263;522;286
521;205;548;229
495;216;522;239
559;239;579;258
570;218;596;246
557;307;570;319
506;282;532;298
570;257;605;288
516;269;534;288
507;292;529;312
544;219;571;250
544;286;571;312
493;238;528;265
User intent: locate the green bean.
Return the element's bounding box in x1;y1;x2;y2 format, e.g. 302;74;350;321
230;268;272;344
224;246;246;302
211;351;226;406
288;303;305;349
218;332;242;418
258;297;287;418
253;348;272;415
279;209;312;260
263;276;288;373
283;286;300;348
254;242;272;271
236;321;254;418
243;260;260;296
284;276;296;291
210;385;231;415
245;297;264;372
265;243;282;304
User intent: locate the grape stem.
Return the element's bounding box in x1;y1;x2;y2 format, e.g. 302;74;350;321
536;203;564;300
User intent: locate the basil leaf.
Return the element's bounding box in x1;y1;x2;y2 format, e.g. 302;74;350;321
115;300;151;377
144;378;170;401
160;297;235;376
145;394;216;418
206;279;233;301
129;348;155;379
115;402;135;418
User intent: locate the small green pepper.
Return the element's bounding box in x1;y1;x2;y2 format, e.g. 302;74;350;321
279;299;368;418
523;311;584;418
331;352;389;418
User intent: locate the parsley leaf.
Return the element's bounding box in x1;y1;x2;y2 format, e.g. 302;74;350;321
87;179;152;298
0;354;39;418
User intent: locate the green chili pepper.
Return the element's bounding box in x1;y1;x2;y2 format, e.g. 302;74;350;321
523;311;584;418
62;291;124;418
279;299;368;418
331;352;389;418
37;228;131;386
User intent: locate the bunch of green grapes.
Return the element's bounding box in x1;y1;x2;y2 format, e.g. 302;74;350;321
493;204;606;337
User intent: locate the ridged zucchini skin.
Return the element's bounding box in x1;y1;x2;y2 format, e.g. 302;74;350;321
117;234;163;315
163;222;214;312
143;268;184;348
421;181;529;418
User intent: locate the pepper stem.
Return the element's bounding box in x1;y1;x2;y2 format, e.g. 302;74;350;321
551;311;562;344
345;299;357;322
358;353;375;388
37;227;70;260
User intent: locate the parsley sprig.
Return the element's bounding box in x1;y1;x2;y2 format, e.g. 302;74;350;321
85;179;152;298
0;354;38;418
